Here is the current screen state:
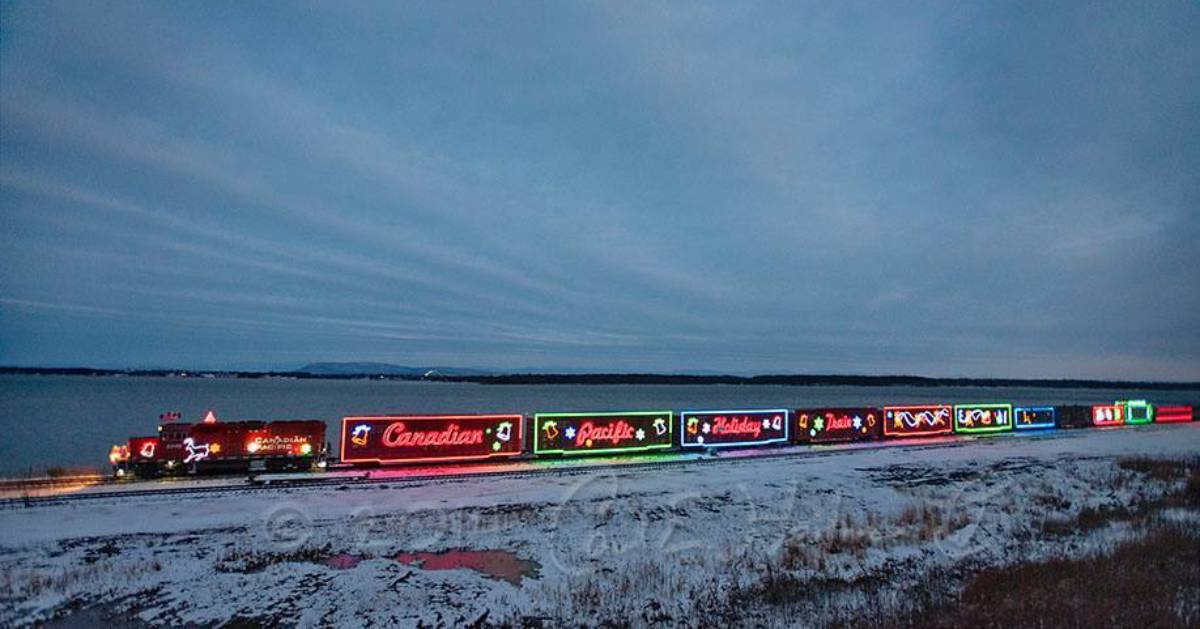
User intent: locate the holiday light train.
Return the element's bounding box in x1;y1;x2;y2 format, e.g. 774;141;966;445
108;400;1196;478
109;411;327;477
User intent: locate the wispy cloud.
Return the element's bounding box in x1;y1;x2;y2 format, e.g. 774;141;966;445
1;1;1197;378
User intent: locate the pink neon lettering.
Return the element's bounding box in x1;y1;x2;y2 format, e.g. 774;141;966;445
826;414;853;430
711;416;763;437
575;420;635;446
381;422;484;448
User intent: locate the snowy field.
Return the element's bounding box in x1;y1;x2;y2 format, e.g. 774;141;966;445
2;424;1198;626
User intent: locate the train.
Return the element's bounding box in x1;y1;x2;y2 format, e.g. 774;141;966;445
108;400;1197;478
108;411;327;477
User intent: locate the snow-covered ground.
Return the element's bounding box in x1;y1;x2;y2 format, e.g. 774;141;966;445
1;424;1198;626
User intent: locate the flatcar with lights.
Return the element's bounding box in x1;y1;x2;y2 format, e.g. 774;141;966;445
109;411;327;477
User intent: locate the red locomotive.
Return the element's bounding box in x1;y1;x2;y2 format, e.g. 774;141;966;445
109;411;327;477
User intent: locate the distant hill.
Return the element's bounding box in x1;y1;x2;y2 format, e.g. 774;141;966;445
1;365;1197;390
296;362;493;377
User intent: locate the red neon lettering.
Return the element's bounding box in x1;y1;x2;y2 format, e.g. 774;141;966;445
575;420;635;446
826;414;853;431
711;416;763;438
381;422;484;448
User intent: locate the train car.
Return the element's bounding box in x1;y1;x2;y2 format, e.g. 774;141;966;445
794;407;882;443
109;412;326;477
1013;406;1056;430
882;405;954;438
339;414;523;465
953;403;1014;435
1092;403;1125;427
679;409;789;449
533;411;673;456
1156;405;1193;424
1055;405;1093;429
1120;400;1154;425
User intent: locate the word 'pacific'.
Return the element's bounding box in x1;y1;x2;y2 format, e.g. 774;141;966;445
575;420;635;446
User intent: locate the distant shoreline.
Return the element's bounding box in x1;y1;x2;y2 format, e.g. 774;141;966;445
2;366;1197;390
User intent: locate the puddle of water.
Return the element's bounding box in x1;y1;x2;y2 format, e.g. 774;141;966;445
323;553;364;570
316;549;539;585
394;549;539;585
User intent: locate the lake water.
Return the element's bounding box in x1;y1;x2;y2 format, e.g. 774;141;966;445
1;374;1197;477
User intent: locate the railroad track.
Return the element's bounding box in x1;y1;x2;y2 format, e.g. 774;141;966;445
0;426;1101;509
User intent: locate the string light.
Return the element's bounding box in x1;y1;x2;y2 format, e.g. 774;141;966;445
953;404;1013;434
1155;405;1193;424
340;415;524;464
796;408;880;442
882;405;953;438
1092;404;1125;427
108;445;129;465
679;409;789;448
534;411;673;455
1013;406;1056;430
1120;399;1154;425
182;438;211;464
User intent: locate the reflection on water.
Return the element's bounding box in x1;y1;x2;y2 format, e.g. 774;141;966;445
322;549;540;585
323;553;364;570
395;549;540;585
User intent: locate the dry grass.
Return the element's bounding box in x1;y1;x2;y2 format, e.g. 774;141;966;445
910;522;1200;628
735;458;1200;626
778;502;970;573
214;544;335;573
0;559;164;601
1043;457;1200;535
780;514;875;570
1117;456;1192;482
894;503;971;542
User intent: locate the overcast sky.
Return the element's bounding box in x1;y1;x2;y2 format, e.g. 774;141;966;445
1;1;1198;379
